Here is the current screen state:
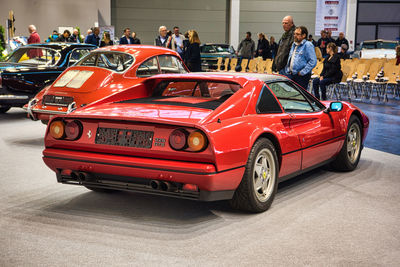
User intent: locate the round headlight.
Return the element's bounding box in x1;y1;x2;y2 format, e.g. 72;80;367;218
169;129;188;150
65;120;82;140
49;120;65;139
188;131;207;152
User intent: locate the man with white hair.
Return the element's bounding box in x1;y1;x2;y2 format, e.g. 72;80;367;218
27;25;41;44
154;26;175;50
272;15;295;73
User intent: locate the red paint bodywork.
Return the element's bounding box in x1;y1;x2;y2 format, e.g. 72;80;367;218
42;73;369;200
27;45;187;121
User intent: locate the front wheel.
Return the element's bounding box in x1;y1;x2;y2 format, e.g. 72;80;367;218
331;115;362;171
230;138;279;212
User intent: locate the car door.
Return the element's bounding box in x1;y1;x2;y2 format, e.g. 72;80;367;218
267;81;339;170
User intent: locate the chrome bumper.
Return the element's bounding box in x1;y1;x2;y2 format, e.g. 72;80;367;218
26;100;77;121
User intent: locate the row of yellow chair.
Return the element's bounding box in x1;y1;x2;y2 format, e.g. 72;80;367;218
216;57;275;74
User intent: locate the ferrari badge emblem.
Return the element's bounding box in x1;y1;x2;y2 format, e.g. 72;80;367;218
87;130;92;139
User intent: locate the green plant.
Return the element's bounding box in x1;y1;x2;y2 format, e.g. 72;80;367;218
0;25;6;61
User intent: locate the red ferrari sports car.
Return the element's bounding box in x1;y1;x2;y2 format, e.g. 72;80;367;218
26;45;187;123
42;73;369;212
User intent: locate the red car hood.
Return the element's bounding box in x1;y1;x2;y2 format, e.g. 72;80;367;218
71;102;214;126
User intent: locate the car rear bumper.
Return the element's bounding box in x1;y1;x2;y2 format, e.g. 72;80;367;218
0;94;30;106
43;148;245;201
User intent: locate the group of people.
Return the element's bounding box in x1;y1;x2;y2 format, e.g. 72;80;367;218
154;25;201;72
27;18;346;100
235;15;343;100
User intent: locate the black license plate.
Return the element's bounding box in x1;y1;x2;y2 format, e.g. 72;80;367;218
95;127;154;148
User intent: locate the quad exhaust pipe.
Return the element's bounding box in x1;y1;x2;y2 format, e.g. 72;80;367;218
70;171;92;182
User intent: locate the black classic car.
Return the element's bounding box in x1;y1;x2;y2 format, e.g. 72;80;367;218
0;43;96;113
200;43;236;71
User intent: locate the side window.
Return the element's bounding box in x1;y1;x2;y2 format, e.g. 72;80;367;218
159;55;187;74
68;49;92;66
257;85;283;113
289;81;325;111
136;56;160;77
267;82;314;113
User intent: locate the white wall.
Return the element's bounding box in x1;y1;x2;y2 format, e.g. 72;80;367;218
0;0;110;40
239;0;316;48
111;0;227;44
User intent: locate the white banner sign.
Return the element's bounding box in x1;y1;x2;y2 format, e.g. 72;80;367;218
315;0;347;36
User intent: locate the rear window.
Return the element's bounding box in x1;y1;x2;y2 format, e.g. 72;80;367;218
76;52;134;72
118;80;241;110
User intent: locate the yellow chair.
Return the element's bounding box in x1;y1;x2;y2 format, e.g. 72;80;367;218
247;59;257;72
216;57;223;71
223;58;230;71
240;59;249;72
229;58;238;72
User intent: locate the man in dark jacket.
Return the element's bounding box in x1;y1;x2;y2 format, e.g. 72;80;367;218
335;32;349;49
56;30;71;42
317;30;330;58
85;27;100;47
272;16;295;73
120;28;135;44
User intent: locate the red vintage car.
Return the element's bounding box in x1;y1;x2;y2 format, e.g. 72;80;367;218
42;73;369;212
26;45;188;123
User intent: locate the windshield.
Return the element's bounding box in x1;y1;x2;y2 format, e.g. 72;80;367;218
5;46;62;66
76;52;134;72
118;80;241;110
201;45;234;54
362;42;398;49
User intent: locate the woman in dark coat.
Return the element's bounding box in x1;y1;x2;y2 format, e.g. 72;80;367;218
312;42;342;100
269;36;278;59
186;30;201;72
100;32;114;47
255;33;270;60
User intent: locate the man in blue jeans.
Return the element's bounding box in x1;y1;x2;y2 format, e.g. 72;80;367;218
283;26;317;90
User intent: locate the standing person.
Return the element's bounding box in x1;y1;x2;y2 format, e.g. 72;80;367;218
120;28;135;44
335;32;349;50
255;33;270;60
56;30;71;42
182;31;190;64
284;26;317;90
272;15;296;73
46;30;59;42
154;26;175;50
100;32;114;47
308;34;317;46
317;30;330;58
327;30;335;44
312;42;342;100
269;36;278;59
85;27;100;46
131;32;141;44
186;30;201;72
69;29;81;43
27;25;41;44
172;26;185;59
84;29;92;43
27;25;42;58
236;31;255;69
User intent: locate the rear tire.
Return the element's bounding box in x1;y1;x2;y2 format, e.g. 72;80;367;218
0;106;11;113
331;115;362;171
230;138;279;212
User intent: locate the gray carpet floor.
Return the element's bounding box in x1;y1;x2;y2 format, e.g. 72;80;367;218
0;108;399;266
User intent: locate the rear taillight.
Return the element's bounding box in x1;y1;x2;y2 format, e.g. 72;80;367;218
49;121;65;139
65;121;82;140
169;128;208;152
49;120;82;141
169;129;188;150
188;131;207;152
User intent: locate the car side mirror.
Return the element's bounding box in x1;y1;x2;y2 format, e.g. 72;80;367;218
329;102;343;112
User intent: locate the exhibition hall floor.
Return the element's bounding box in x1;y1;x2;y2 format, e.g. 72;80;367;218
0;108;399;266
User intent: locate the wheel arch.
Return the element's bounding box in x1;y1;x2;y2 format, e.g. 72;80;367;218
253;132;282;171
348;109;364;140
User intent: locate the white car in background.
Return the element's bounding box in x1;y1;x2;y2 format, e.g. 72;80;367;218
356;39;399;59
